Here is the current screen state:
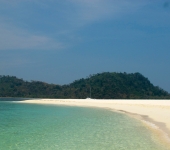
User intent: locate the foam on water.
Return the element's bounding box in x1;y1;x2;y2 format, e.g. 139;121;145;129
0;100;169;150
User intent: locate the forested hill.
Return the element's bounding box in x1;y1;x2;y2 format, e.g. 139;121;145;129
0;72;170;99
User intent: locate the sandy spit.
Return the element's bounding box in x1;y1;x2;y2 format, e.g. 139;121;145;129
17;99;170;146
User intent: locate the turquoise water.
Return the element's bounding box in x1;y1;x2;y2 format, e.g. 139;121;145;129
0;100;169;150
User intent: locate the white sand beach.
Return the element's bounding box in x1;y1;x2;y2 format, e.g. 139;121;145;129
18;99;170;145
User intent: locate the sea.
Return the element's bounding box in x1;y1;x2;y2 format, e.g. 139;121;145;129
0;98;169;150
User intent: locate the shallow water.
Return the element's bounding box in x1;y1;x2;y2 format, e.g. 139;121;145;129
0;100;169;150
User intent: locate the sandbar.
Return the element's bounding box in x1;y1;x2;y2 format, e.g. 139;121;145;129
17;99;170;145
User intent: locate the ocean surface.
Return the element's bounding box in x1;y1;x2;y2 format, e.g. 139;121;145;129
0;98;169;150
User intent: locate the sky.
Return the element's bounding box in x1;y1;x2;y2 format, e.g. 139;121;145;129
0;0;170;92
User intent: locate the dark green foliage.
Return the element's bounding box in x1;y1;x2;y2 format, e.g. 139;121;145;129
0;73;170;99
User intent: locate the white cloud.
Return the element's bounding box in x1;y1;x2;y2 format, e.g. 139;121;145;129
67;0;149;27
0;0;150;50
0;21;64;50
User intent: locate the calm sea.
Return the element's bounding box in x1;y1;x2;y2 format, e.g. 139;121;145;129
0;98;169;150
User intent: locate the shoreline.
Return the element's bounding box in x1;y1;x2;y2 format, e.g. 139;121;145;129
16;99;170;147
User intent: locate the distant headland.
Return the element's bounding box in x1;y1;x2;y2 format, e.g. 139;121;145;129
0;72;170;99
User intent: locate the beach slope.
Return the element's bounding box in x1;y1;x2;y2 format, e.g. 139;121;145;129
18;99;170;144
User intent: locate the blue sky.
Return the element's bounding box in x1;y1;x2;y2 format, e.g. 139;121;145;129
0;0;170;92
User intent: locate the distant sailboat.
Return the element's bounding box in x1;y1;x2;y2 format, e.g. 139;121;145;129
86;86;91;99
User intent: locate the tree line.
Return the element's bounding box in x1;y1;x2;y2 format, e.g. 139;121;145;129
0;72;170;99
